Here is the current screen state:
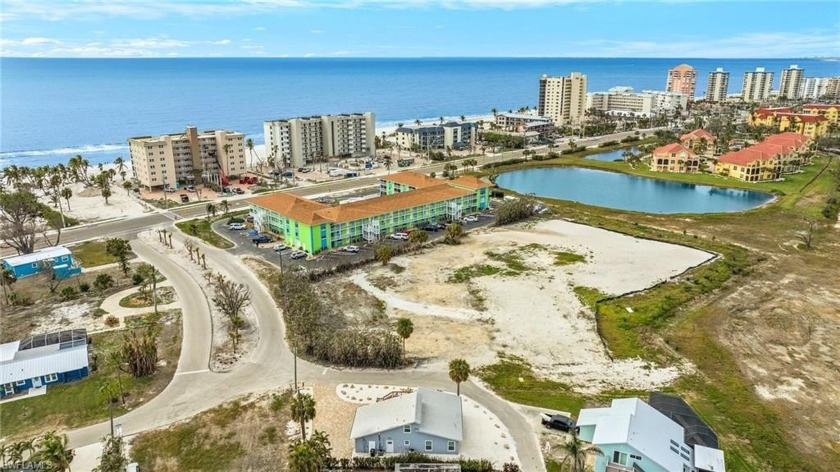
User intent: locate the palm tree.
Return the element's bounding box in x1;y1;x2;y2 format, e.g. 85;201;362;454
439;116;445;125
220;199;230;215
448;358;470;395
375;245;393;265
113;156;125;177
246;138;256;169
460;115;466;122
0;267;16;305
414;119;421;127
559;428;602;472
122;180;133;195
395;318;414;360
408;229;428;247
61;187;73;210
291;393;316;441
383;155;393;175
491;108;498;117
3;165;21;187
206;203;217;218
287;440;321;472
36;431;74;471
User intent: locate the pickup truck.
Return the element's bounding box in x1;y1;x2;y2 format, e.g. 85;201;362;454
540;413;575;432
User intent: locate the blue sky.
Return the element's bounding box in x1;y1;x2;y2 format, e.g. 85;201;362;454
1;0;839;58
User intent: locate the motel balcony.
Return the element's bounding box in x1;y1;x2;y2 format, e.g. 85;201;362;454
605;463;645;472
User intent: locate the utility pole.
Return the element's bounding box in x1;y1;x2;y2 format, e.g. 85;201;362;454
293;345;298;391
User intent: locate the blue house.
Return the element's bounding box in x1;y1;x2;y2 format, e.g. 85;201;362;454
1;329;90;398
1;246;82;280
350;388;463;456
577;397;726;472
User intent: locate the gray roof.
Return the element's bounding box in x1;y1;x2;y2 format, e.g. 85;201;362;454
0;341;89;385
350;388;463;441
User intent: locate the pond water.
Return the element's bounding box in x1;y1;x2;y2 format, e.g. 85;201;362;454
585;147;639;162
496;167;774;214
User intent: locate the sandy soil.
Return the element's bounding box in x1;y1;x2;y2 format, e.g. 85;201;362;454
349;220;713;393
334;384;518;466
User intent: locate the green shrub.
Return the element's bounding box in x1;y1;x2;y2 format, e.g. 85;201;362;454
599;140;619;147
60;286;78;301
79;282;91;293
495;195;536;226
132;273;144;286
94;273;114;291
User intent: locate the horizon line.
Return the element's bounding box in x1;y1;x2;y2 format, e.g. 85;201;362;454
2;55;835;60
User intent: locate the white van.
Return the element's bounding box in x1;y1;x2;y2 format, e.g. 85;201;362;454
328;168;344;177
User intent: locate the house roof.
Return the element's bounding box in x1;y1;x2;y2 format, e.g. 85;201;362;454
2;246;72;268
803;104;839;110
251;172;481;225
249;192;331;226
0;332;89;385
379;172;445;189
350;388;463;441
718;133;808;166
652;143;696;157
694;445;727;472
753;107;794;117
579;398;696;472
449;175;494;190
649;392;719;449
680;129;716;142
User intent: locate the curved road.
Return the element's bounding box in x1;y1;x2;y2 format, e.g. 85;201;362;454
67;232;546;471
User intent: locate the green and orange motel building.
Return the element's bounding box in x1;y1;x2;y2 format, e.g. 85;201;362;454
248;171;493;254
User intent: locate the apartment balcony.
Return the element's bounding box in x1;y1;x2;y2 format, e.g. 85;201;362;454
605;462;645;472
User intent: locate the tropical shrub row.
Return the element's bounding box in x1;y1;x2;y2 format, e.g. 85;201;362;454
494;195;537;226
272;273;403;368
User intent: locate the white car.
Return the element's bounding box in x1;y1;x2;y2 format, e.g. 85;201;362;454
388;233;408;240
273;244;288;252
462;215;479;223
290;250;307;259
228;223;246;230
344;245;360;253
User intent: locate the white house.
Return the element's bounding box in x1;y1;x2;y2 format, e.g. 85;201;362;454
577;397;725;472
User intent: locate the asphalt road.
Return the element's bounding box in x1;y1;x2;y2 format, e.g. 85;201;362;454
66;232;547;471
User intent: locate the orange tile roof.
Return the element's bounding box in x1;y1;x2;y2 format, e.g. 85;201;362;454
449;175;494;190
250;178;478;225
719;133;808;166
680;129;716;142
379;171;445;189
249;192;330;225
318;185;474;223
754;107;794;117
803;104;839;109
653;143;696;157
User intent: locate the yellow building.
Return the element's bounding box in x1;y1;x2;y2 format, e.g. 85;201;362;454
650;143;701;173
802;104;840;128
749;107;828;139
715;132;811;182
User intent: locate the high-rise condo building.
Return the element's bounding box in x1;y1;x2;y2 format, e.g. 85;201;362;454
705;68;730;103
803;77;840;100
263;112;375;169
586;87;690;116
779;65;805;100
538;72;587;126
742;67;774;102
128;126;245;190
666;64;697;100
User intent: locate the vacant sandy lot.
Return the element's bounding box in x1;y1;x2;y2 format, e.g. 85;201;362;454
351;219;713;393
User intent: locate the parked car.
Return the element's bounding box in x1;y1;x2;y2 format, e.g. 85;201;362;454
233;188;245;195
300;168;313;173
387;232;408;240
252;235;272;244
163;186;176;193
186;185;196;192
462;215;479;223
540;413;575;432
273;244;288;252
343;245;360;253
421;224;440;232
179;194;189;203
290;250;307;259
246;228;259;236
282;171;294;178
229;223;246;230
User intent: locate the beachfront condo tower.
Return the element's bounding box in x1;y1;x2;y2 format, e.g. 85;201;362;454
741;67;775;102
263;112;375;169
128;126;245;191
666;64;697;100
705;68;730;103
779;65;805;100
538;72;587;127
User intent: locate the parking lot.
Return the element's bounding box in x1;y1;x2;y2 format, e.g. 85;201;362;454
211;211;497;274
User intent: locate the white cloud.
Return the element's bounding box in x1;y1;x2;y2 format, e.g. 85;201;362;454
212;39;232;45
112;38;190;49
254;26;267;31
310;29;324;34
21;37;62;45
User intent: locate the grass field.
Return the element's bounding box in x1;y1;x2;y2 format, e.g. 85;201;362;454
175;218;234;249
475;152;840;471
71;240;135;267
0;310;182;441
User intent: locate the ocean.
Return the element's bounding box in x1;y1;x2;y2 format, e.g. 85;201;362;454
2;57;839;169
